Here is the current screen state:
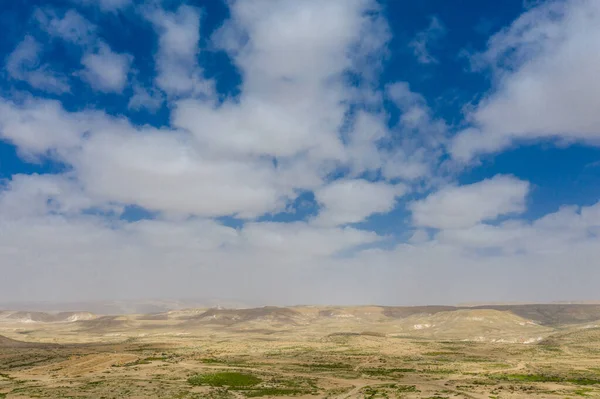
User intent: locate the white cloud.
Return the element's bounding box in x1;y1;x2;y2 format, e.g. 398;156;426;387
240;222;380;257
171;0;389;167
79;42;133;93
0;174;119;219
387;82;447;145
381;82;447;180
452;0;600;161
0;183;386;302
0;0;393;221
36;9;132;93
215;0;384;80
437;201;600;256
74;127;290;218
0;97;105;158
313;179;406;226
128;84;163;111
409;16;446;64
170;0;392;184
172;96;346;159
145;4;212;97
0;98;289;218
5;35;70;94
36;9;96;45
411;175;530;229
342;111;389;174
1;188;599;304
408;229;430;244
0;174;76;218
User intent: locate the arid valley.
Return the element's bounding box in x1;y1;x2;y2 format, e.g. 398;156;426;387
1;304;600;398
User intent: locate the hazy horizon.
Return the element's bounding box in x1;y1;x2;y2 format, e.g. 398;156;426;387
3;298;600;314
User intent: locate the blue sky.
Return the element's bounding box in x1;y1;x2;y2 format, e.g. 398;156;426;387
1;0;599;305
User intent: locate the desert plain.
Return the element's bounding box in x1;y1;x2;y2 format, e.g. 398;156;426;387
1;304;600;398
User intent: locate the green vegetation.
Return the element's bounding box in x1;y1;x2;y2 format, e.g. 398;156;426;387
494;373;561;383
296;362;352;370
187;372;261;388
396;385;418;392
114;359;151;367
201;358;227;364
7;357;53;369
244;387;307;397
494;373;600;385
539;345;562;352
423;368;455;374
573;388;594;396
360;367;416;376
186;372;313;397
361;386;389;398
144;356;168;361
358;384;419;398
113;356;168;367
202;388;236;399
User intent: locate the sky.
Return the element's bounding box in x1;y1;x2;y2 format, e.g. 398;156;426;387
1;0;600;306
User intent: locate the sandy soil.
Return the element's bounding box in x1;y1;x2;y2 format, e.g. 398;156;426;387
0;306;599;398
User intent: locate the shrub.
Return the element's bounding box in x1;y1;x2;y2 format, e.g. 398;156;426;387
187;372;261;387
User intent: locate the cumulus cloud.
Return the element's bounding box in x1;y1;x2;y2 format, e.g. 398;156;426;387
36;9;133;93
0;180;385;302
313;179;406;226
75;129;290;218
0;174;120;219
36;9;96;45
240;222;380;257
437;201;600;256
452;0;600;161
409;16;446;64
0;0;394;222
128;84;163;111
187;0;390;166
144;4;212;97
0;167;597;305
5;35;70;94
381;82;447;180
0;98;289;217
79;42;133;93
1;188;599;304
0;97;103;158
410;175;530;229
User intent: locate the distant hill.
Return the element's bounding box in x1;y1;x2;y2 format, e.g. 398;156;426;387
0;311;95;323
184;306;302;326
472;304;600;326
2;304;600;343
379;304;600;326
75;315;133;332
0;334;31;347
0;334;58;348
0;298;255;315
387;309;553;342
381;305;457;319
